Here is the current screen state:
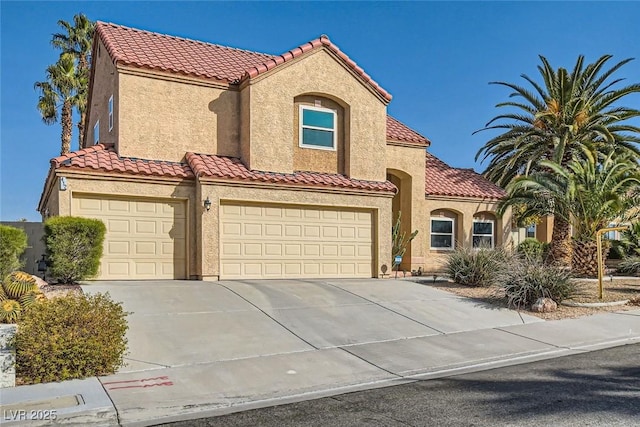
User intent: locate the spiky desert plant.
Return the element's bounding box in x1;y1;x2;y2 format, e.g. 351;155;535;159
19;290;45;309
0;299;22;323
3;271;38;300
0;285;7;302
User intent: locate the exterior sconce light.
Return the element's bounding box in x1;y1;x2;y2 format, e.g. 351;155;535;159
203;197;212;211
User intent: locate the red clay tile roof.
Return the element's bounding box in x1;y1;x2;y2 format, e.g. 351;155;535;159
386;116;430;146
51;144;194;179
425;153;506;199
96;22;274;83
95;22;392;102
243;35;392;102
186;152;396;193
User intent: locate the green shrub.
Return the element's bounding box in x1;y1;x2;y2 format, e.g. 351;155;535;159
445;247;508;287
44;216;106;283
497;258;576;309
617;257;640;276
0;225;28;278
13;293;128;384
516;238;551;262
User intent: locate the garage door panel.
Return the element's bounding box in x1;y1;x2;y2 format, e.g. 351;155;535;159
74;195;186;280
221;203;373;279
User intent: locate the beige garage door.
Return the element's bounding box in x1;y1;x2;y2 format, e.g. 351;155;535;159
220;203;373;279
74;195;187;280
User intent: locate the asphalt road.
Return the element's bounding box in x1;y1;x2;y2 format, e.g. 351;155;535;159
158;343;640;427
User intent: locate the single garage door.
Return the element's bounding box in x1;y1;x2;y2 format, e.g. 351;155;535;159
220;203;373;279
74;195;187;280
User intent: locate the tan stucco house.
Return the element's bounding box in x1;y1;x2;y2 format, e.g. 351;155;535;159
38;22;510;280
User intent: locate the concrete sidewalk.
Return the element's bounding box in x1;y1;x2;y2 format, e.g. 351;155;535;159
1;279;639;426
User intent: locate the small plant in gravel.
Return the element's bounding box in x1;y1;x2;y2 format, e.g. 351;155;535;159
617;257;640;276
13;292;128;384
497;257;576;309
445;247;508;287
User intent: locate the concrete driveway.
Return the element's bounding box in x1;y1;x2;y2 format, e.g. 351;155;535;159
80;278;547;425
83;278;541;371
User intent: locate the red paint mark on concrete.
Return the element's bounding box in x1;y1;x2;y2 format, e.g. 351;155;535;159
103;376;173;390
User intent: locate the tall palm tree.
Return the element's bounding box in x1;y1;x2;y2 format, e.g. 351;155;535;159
475;55;640;266
500;151;640;276
35;53;79;155
51;14;95;147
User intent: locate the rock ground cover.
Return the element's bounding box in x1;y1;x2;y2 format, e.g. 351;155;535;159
414;277;640;321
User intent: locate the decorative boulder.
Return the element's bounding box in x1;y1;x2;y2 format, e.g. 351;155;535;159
531;297;558;313
32;275;48;290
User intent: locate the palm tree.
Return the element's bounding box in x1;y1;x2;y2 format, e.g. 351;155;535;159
475;55;640;266
35;53;79;155
51;14;95;147
500;151;640;277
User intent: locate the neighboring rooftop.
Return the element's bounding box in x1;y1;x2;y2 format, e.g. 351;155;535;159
425;153;506;199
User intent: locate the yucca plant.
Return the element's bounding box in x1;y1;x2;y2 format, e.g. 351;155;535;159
0;299;22;323
3;271;38;300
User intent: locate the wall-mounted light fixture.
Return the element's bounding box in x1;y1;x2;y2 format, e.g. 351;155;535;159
59;177;68;191
203;197;212;211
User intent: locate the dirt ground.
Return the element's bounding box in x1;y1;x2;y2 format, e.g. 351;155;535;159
414;277;640;320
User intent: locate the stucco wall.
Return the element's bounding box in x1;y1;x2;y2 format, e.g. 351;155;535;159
292;95;345;174
198;183;393;280
86;39;118;148
385;145;428;270
44;173;198;277
118;71;240;162
422;197;511;273
242;48;387;180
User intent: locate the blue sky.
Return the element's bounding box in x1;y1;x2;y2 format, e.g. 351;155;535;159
2;1;640;221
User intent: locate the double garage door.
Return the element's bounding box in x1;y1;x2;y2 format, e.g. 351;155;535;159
220;203;374;279
74;195;187;280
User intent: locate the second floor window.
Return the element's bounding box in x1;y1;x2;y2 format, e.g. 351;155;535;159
93;120;100;144
108;95;114;131
299;105;336;150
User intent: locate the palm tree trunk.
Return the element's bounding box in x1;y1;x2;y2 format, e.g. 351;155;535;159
549;216;572;267
571;239;609;278
61;100;73;154
78;111;85;148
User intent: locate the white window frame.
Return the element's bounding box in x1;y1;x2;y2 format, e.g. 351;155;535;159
93;120;100;145
430;217;455;250
108;95;114;131
525;223;536;239
299;105;337;151
472;219;495;249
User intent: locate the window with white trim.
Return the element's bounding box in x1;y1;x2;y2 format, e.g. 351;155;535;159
299;105;337;150
472;220;494;248
525;223;536;239
108;95;114;131
93;120;100;144
431;218;454;250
